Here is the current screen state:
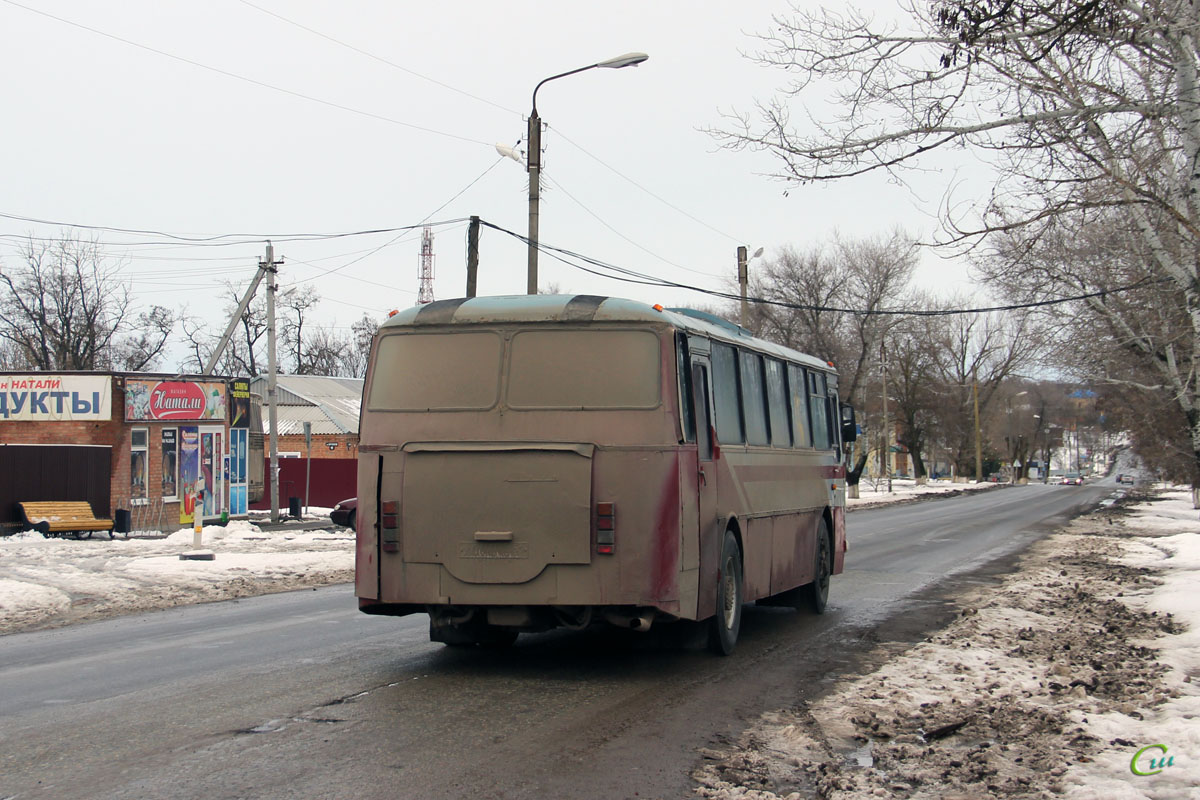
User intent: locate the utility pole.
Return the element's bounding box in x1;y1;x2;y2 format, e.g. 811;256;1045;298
527;111;542;295
737;246;748;328
262;242;284;523
973;368;983;483
466;216;480;298
881;343;892;493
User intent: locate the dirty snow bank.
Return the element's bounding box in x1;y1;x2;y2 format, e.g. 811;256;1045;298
848;477;1001;509
0;519;353;634
695;487;1199;800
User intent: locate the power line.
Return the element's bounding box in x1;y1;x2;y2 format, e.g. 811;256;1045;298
549;125;745;245
540;172;725;279
0;211;467;247
477;219;1160;317
1;0;493;147
284;159;501;288
236;0;521;118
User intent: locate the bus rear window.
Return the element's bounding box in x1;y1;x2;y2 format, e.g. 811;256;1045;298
508;329;660;409
368;332;501;410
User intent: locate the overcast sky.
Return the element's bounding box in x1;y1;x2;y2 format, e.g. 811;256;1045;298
1;0;983;366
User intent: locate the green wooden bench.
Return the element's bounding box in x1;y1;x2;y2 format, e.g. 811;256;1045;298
18;501;115;540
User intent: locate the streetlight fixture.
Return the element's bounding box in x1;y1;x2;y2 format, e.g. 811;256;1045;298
526;52;649;295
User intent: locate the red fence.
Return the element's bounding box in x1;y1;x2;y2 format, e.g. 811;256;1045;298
249;458;356;510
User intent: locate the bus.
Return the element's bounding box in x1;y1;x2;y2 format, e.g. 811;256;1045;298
355;295;855;654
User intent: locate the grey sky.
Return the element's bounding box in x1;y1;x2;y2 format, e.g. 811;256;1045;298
1;0;976;361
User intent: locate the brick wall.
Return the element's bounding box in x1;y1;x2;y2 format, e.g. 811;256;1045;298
272;433;358;459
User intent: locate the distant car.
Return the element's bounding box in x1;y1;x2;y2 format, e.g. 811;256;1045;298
1059;473;1083;486
1119;474;1135;485
330;497;357;529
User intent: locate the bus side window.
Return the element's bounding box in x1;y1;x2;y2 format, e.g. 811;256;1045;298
787;364;811;448
809;371;832;450
740;350;769;446
676;334;695;443
691;363;713;461
765;358;791;447
711;343;744;444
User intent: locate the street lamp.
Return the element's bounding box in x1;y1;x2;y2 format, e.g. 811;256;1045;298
526;52;649;295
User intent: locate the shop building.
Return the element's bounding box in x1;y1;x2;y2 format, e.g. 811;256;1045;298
0;372;252;534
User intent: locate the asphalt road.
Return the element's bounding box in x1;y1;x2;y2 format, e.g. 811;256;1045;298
0;481;1113;800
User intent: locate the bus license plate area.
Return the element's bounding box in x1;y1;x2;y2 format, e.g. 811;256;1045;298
401;448;593;584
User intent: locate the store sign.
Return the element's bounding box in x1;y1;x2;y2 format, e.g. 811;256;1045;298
125;379;227;421
0;374;112;421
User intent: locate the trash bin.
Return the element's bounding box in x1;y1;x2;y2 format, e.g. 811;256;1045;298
114;508;132;534
288;496;302;519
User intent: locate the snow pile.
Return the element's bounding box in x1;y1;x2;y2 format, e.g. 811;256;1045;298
0;518;353;634
695;487;1200;799
848;477;1000;509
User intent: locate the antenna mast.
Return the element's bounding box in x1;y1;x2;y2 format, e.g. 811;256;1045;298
417;225;436;304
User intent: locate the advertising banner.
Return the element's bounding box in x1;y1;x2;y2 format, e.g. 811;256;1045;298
125;379;227;422
179;426;199;524
229;379;251;428
0;374;112;421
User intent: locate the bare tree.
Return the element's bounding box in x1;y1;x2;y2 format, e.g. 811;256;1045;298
886;310;944;482
345;314;380;378
715;0;1200;488
745;230;920;493
0;234;173;371
928;305;1037;478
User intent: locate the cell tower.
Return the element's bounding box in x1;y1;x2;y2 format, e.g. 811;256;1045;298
417;225;436;304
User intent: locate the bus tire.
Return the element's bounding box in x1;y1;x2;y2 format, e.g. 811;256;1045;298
805;519;832;614
708;530;743;655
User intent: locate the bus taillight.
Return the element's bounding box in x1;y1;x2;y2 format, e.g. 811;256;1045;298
382;500;400;553
596;501;615;554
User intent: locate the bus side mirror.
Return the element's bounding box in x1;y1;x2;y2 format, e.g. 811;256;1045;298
840;403;858;444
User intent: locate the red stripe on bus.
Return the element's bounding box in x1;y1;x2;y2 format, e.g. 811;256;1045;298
652;459;681;601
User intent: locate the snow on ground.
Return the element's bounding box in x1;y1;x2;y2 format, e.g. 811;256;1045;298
0;485;983;636
847;477;1001;509
695;485;1200;800
0;516;353;634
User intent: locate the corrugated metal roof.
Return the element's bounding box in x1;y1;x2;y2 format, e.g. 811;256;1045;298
249;375;363;434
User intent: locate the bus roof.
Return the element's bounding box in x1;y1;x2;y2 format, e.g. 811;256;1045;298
382;294;835;372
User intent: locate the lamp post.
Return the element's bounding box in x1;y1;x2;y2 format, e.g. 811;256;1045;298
1006;390;1029;483
526;52;648;295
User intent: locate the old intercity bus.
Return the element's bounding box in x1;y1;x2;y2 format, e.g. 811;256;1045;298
355;295;854;654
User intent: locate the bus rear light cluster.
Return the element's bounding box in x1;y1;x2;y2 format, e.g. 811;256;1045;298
596;501;615;555
381;500;400;552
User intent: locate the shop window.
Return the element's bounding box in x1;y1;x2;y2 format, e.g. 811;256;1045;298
131;428;148;505
161;428;178;500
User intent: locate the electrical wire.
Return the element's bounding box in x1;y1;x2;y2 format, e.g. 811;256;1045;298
283;159;502;288
540;172;725;279
0;211;468;247
477;219;1161;317
549;125;745;245
1;0;493;147
236;0;521;118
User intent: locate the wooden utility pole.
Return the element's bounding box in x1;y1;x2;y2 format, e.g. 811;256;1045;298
737;246;748;328
973;368;983;483
881;343;891;492
466;216;480;298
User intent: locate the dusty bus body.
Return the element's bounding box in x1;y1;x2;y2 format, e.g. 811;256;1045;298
355;295;850;653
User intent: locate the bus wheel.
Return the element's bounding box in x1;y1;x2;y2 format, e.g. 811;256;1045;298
806;520;832;614
708;530;743;655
